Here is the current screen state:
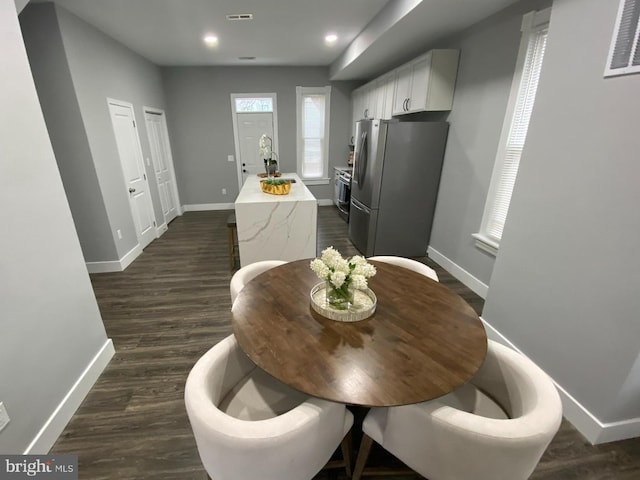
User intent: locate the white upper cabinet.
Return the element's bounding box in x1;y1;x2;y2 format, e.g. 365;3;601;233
392;49;460;115
392;62;413;114
350;48;460;136
375;72;396;120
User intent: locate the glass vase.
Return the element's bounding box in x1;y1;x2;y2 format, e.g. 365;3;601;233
326;281;354;310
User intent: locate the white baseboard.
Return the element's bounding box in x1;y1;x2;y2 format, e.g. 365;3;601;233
24;339;115;454
427;246;489;299
156;222;168;238
86;243;142;273
481;319;640;444
317;199;334;206
183;203;235;211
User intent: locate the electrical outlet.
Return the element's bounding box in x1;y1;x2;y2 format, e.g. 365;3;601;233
222;188;227;195
117;229;122;240
0;402;10;432
227;155;234;162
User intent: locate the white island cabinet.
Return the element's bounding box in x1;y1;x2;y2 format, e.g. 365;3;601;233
234;173;317;267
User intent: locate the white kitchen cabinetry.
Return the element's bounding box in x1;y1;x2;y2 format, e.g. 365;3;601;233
392;49;460;115
351;81;378;140
374;72;396;120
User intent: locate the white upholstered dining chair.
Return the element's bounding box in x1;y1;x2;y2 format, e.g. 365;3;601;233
230;260;287;305
368;256;439;282
185;334;354;480
353;339;563;480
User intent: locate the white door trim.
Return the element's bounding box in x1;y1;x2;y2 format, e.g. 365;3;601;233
107;97;156;249
230;93;279;189
143;106;182;226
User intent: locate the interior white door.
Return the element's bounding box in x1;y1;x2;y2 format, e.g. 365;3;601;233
145;110;179;225
108;100;155;249
237;112;274;184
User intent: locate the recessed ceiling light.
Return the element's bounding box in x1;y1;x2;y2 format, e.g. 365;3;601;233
325;33;338;45
203;34;218;46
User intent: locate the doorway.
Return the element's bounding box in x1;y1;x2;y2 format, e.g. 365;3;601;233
144;107;180;227
107;98;155;250
231;93;279;188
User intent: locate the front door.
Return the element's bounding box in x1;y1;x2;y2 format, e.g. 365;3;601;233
145;109;179;225
108;99;155;249
238;112;274;183
231;93;279;188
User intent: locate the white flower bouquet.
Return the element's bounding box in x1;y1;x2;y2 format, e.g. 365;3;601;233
310;247;376;309
259;134;278;174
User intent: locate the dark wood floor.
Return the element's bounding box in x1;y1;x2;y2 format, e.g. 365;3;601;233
52;207;640;479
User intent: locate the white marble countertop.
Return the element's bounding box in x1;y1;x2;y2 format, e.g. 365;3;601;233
235;173;316;204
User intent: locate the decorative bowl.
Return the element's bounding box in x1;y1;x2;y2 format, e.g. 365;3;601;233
310;282;376;322
260;179;291;195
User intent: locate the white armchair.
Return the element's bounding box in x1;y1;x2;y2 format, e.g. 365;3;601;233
230;260;287;305
185;334;354;480
353;340;562;480
368;256;439;282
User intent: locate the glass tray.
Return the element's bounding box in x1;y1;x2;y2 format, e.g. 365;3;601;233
310;282;377;322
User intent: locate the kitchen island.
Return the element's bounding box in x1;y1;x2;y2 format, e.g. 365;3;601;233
234;173;317;267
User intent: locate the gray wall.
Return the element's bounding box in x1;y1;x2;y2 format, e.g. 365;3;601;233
428;0;552;287
482;0;640;427
161;66;357;203
56;4;168;258
20;2;170;262
20;3;116;262
0;0;109;452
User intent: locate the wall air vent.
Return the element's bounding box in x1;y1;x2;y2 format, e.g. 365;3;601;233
226;14;254;21
238;57;256;60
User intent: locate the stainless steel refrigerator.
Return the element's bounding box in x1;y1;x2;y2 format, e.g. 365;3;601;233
348;119;449;257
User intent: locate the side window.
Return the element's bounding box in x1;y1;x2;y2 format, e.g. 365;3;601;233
296;86;331;184
473;8;550;255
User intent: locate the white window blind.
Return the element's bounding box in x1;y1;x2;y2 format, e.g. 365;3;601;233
473;9;549;255
605;0;640;77
486;27;548;241
296;86;331;183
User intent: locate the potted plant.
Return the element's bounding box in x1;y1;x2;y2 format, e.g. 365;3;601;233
259;134;278;176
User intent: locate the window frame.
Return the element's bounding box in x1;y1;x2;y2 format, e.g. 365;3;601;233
295;86;331;185
473;8;550;256
604;0;640;77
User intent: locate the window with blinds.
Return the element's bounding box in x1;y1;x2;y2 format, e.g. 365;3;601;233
473;9;550;255
605;0;640;77
296;86;331;183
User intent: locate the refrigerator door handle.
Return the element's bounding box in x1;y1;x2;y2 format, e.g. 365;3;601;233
351;197;369;213
356;131;367;184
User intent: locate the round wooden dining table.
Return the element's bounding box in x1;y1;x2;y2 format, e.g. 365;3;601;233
231;259;487;407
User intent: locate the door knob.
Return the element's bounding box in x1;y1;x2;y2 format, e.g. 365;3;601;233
129;187;136;193
242;169;247;173
242;163;246;166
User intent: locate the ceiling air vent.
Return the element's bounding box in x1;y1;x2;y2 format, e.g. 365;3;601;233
226;13;253;21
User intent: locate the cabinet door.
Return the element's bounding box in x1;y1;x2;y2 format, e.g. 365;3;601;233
373;78;387;119
375;73;395;119
351;88;364;142
382;74;396;119
352;88;365;122
362;83;374;119
392;63;413;115
407;53;432;113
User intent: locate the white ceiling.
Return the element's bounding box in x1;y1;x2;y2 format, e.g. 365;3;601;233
27;0;521;81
